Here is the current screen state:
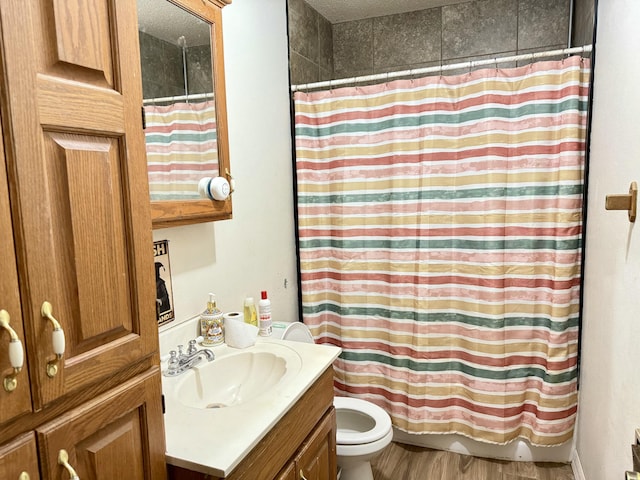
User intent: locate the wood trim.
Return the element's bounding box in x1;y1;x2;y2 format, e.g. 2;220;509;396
0;355;155;445
149;0;232;229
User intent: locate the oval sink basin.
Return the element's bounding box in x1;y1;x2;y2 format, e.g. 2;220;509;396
175;351;288;409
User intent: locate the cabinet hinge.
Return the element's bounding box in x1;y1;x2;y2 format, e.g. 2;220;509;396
161;394;165;414
141;106;146;130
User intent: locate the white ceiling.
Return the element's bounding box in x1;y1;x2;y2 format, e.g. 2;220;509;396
137;0;211;46
304;0;471;23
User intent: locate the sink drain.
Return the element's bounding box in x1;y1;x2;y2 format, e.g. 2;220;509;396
205;402;227;409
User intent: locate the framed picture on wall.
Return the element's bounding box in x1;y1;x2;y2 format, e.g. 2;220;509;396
153;239;175;326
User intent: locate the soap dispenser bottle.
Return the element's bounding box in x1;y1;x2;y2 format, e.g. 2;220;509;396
243;297;258;327
200;293;224;346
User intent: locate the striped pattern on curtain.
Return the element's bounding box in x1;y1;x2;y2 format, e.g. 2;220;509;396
145;101;218;200
294;56;590;446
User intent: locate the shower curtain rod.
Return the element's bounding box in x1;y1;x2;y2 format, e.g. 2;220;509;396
290;44;592;92
142;92;213;104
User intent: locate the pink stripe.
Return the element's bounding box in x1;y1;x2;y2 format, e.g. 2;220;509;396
308;314;579;344
148;162;218;174
299;248;580;265
302;274;582;292
299;197;582;215
296;143;586;170
297;156;583;180
298;225;582;238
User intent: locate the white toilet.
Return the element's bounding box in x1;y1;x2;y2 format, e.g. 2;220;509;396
281;323;393;480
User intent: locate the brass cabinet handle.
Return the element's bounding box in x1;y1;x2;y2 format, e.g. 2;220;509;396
19;472;30;480
299;470;308;480
41;302;65;378
58;449;79;479
0;310;24;392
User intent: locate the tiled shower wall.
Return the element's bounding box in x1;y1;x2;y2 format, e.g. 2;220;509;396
288;0;595;86
139;31;214;101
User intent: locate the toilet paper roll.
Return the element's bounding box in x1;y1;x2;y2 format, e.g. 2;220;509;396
223;311;244;323
224;311;258;349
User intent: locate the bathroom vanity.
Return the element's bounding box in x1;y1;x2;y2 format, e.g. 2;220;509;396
159;327;341;480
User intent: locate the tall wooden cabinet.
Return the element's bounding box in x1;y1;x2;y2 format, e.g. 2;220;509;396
0;0;166;478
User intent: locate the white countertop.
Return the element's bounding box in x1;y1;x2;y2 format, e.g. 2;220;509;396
160;334;341;477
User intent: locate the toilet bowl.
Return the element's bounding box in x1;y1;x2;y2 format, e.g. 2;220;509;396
282;322;393;480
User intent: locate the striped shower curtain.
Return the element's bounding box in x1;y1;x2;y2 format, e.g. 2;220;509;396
294;56;590;446
145;100;218;200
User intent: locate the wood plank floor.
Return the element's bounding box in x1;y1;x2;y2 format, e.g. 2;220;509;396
371;442;574;480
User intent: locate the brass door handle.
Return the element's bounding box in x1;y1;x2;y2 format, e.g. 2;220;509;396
58;449;80;479
299;469;308;480
41;302;65;378
0;310;24;392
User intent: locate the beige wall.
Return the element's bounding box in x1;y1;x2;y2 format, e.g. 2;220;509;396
154;0;299;330
576;0;640;478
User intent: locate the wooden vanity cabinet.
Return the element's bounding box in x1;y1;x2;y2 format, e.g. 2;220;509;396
168;367;338;480
0;0;166;478
0;433;40;480
277;408;336;480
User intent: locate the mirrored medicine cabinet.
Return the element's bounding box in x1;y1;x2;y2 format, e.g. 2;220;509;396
137;0;232;229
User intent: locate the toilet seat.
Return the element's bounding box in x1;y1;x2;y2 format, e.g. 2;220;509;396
334;397;392;445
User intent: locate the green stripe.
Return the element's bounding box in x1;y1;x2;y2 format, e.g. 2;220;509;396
295;100;589;137
297;185;583;204
299;238;582;250
145;132;217;142
303;305;579;332
339;351;578;383
149;193;200;201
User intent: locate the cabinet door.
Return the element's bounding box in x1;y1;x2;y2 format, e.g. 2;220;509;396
0;432;40;480
275;462;296;480
296;408;337;480
0;115;32;425
37;368;166;480
0;0;156;409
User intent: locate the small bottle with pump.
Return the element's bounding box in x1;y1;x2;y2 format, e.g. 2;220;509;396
200;293;224;346
258;291;272;336
243;297;258;327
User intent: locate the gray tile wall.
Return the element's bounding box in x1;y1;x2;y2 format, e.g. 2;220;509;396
139;32;214;101
572;0;595;49
288;0;333;85
333;0;571;79
288;0;596;86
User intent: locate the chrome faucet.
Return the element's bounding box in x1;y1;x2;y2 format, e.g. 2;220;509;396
164;339;215;377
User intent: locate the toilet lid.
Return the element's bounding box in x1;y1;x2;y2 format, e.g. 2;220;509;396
334;396;392;445
281;322;315;344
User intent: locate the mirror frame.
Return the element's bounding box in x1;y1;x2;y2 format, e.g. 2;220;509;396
146;0;233;229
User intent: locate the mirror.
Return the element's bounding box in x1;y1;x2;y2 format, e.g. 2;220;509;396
137;0;232;228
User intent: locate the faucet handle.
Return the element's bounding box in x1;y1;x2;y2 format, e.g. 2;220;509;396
187;339;198;355
167;350;179;375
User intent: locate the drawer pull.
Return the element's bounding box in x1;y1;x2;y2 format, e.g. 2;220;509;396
0;310;24;392
58;449;79;479
19;472;30;480
41;302;65;378
299;469;308;480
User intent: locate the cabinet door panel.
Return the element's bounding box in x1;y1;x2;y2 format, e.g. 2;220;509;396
0;115;32;424
296;408;337;480
0;0;156;408
37;369;166;480
0;432;40;480
275;462;296;480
